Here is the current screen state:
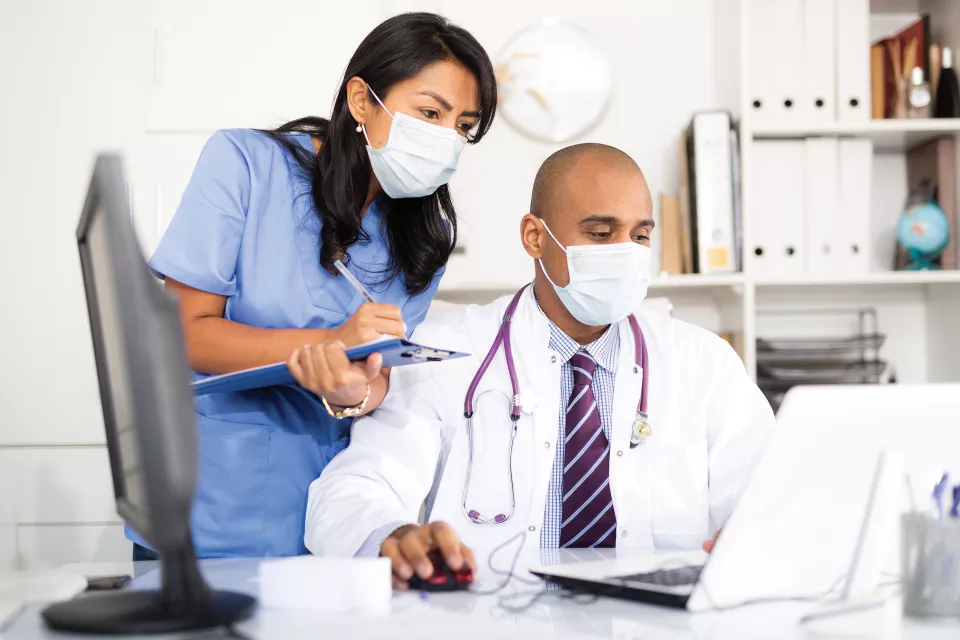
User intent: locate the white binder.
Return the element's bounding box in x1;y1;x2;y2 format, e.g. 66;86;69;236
802;0;837;123
747;0;779;124
687;112;736;274
772;0;807;121
838;139;873;275
804;137;841;276
835;0;871;121
749;141;806;279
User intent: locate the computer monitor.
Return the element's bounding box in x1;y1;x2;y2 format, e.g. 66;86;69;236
41;155;255;634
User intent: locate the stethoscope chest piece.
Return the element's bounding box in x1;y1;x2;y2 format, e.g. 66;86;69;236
630;411;652;448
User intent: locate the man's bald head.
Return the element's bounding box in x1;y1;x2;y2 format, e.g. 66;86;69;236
530;143;646;222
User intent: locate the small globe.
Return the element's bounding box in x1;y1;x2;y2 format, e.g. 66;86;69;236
897;202;949;257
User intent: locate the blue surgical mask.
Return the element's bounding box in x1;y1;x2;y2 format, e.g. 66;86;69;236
362;88;467;199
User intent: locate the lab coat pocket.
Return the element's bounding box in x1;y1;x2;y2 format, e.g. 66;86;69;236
650;441;708;551
193;416;270;544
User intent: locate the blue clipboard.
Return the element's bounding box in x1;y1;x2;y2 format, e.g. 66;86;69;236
191;339;469;397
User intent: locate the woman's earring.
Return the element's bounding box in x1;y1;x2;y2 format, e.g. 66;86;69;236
356;124;362;133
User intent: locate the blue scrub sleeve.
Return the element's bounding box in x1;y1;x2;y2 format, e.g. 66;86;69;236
401;266;444;336
149;130;251;297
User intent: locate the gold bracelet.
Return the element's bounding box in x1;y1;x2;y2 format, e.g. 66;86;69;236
320;383;371;419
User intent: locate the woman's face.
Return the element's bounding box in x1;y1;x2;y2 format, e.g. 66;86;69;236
348;60;481;149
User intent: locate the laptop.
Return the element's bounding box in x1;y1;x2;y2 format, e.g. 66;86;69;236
531;384;960;611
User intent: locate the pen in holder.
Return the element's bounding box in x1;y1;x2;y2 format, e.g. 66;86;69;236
901;512;960;617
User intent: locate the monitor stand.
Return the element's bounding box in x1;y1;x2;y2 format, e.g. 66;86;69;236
40;543;256;635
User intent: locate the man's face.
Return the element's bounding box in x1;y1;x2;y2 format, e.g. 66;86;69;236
525;155;654;288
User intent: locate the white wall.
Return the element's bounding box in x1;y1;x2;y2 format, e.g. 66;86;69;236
134;0;734;289
0;0;147;447
423;0;733;289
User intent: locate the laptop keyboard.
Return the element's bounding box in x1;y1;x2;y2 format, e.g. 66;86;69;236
614;564;703;587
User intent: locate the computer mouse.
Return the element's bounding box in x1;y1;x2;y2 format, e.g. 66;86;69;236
407;550;473;592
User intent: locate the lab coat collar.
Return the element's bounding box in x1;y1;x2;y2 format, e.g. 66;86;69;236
529;287;620;373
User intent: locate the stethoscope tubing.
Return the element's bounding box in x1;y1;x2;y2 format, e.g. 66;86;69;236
460;284;648;525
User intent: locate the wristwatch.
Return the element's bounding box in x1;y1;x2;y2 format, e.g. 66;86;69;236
320;383;371;418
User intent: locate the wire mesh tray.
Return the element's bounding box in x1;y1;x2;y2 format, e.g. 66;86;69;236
757;359;887;385
756;333;885;356
757;350;877;365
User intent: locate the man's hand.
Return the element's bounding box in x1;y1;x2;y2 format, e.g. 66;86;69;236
380;522;476;590
702;529;721;553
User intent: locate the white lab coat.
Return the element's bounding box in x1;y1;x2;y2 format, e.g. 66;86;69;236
305;288;775;557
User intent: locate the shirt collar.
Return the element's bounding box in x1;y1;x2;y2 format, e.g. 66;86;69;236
531;287;619;373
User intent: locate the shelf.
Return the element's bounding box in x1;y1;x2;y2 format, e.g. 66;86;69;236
435;272;960;301
648;273;745;289
750;119;960;152
754;271;960;288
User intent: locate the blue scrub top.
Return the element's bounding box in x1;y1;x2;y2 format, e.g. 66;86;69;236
140;129;442;558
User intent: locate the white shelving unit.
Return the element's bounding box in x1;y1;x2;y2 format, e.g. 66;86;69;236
733;0;960;382
752;118;960;152
437;0;960;386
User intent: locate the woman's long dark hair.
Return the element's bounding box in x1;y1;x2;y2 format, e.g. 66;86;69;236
263;12;497;295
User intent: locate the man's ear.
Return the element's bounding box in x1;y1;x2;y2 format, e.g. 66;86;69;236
345;76;369;127
520;214;545;259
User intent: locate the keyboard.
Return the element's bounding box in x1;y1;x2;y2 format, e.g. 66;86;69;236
614;564;703;587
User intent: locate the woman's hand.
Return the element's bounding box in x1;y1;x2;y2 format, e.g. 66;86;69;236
333;303;406;347
287;341;384;409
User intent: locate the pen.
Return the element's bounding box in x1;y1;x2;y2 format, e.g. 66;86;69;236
334;259;407;339
334;259;377;304
932;472;949;520
951;485;960;519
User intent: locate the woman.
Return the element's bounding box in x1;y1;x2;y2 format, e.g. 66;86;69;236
138;12;497;559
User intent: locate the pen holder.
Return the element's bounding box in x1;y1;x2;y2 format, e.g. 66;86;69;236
901;513;960;617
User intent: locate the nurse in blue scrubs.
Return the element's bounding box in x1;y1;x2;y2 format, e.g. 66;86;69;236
138;12;497;559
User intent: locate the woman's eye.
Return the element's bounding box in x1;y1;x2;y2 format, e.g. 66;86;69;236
420;109;440;120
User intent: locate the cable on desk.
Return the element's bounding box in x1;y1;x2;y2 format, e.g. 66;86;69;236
496;585;599;614
471;531;538;596
466;532;600;614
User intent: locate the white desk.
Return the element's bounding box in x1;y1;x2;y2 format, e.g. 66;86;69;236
3;556;960;640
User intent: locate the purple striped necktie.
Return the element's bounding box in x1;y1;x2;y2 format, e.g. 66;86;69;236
559;351;617;548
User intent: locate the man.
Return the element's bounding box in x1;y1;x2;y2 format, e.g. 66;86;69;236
305;144;775;588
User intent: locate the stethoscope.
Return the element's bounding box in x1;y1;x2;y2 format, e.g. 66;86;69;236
461;284;651;526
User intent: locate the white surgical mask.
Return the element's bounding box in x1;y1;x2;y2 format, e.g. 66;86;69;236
361;88;467;199
539;221;652;326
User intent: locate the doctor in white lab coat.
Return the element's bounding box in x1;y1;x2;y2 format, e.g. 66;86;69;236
305;143;775;587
